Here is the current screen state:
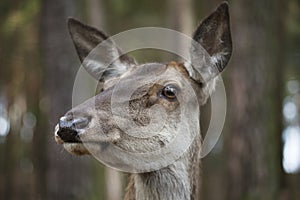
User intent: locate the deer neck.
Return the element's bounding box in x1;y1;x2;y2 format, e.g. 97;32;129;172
135;159;191;200
125;138;201;200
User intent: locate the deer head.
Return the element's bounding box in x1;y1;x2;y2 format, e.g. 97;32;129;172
54;2;232;174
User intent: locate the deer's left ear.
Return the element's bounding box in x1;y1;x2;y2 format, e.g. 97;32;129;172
68;18;136;81
186;2;232;83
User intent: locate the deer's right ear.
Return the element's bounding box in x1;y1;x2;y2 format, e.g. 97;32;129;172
67;18;136;81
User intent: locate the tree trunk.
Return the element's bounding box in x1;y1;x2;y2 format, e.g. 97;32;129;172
225;0;285;199
41;0;91;199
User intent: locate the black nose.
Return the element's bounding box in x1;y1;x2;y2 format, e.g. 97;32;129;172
59;114;90;130
57;114;90;143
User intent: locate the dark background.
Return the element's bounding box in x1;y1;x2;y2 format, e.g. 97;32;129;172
0;0;299;199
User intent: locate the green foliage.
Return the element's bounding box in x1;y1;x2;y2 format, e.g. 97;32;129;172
287;0;300;35
1;0;40;37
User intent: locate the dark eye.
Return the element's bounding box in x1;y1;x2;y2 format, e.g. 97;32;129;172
161;85;178;100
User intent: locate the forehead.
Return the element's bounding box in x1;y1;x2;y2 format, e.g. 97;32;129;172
103;62;193;91
123;62;190;82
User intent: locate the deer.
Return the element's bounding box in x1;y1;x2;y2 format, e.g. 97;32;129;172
54;2;232;200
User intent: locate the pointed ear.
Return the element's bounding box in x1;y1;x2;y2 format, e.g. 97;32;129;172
187;2;232;83
67;18;136;81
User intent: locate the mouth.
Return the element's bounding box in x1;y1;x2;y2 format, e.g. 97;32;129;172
56;126;82;143
54;124;90;155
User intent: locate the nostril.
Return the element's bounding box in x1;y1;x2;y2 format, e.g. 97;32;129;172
59;114;90;130
59;115;73;129
73;117;90;129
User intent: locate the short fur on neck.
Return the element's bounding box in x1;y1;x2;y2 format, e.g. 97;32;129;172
124;135;201;200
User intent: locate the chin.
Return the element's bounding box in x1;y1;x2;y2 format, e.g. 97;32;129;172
63;143;91;156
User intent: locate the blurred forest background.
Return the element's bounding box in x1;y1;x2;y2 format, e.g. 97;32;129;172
0;0;299;199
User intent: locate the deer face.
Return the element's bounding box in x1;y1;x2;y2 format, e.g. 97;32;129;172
54;2;232;171
55;62;201;155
